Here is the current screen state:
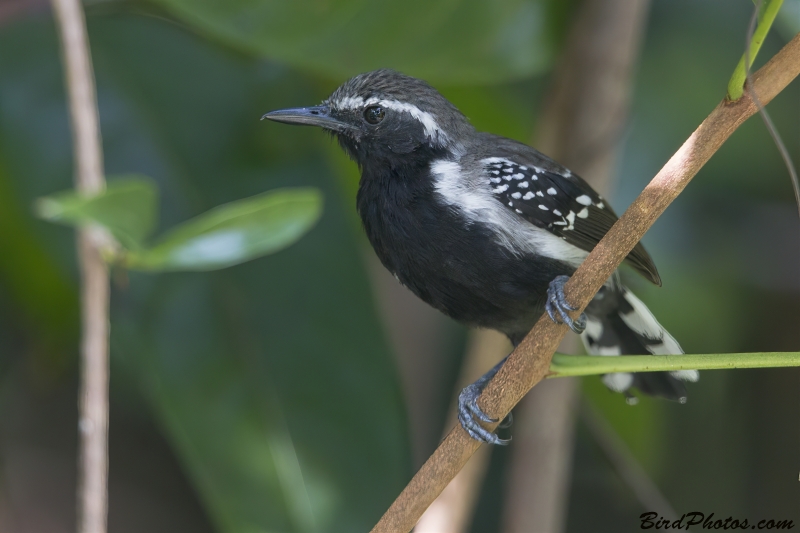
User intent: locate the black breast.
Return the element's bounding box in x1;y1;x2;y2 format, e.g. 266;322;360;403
356;158;577;343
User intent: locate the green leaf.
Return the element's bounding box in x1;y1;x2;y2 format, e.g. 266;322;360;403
127;188;323;272
1;14;410;532
34;175;158;250
145;0;554;84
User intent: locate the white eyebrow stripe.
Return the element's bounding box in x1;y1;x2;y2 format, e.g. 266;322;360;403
332;96;447;143
337;96;365;109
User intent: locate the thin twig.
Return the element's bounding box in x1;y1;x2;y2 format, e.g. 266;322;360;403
727;0;785;100
369;32;800;533
743;0;800;219
548;352;800;377
49;1;110;533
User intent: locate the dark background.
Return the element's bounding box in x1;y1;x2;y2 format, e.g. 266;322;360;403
0;0;798;531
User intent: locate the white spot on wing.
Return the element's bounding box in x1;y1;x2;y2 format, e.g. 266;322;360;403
431;158;591;267
576;195;592;206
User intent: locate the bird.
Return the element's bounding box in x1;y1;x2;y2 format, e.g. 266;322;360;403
263;69;698;445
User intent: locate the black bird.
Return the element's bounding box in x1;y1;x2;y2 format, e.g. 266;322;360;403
264;69;697;445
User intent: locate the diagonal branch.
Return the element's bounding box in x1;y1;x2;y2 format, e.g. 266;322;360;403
503;2;651;531
369;31;800;533
49;1;110;533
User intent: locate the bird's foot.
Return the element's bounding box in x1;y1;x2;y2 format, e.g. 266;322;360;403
457;358;511;445
545;275;587;334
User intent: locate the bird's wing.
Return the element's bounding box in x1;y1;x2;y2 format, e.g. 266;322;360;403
479;141;661;285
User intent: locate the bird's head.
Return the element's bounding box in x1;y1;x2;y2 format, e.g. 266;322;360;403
263;69;473;166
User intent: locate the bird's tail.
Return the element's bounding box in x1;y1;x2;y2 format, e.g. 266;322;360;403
581;282;698;404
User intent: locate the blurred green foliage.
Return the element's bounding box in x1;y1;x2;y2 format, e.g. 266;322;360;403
1;10;413;533
0;0;798;532
127;187;322;271
147;0;555;84
35;178;324;271
36;176;159;250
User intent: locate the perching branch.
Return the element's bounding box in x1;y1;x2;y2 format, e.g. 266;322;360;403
49;1;110;533
368;31;800;533
413;332;508;533
503;1;651;531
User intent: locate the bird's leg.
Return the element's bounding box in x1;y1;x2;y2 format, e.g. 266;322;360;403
545;275;587;334
458;356;512;445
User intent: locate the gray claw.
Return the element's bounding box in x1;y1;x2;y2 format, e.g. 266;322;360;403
459;383;497;423
457;371;511;446
498;411;513;429
546;275;587;334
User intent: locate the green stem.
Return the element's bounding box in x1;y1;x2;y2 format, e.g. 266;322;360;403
727;0;784;100
548;352;800;378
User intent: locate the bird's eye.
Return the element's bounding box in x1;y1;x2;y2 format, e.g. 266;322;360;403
363;105;385;125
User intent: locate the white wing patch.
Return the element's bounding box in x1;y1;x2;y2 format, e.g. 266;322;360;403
431;159;590;267
481;158;606;235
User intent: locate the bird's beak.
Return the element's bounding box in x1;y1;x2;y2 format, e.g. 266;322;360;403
261;105;354;133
